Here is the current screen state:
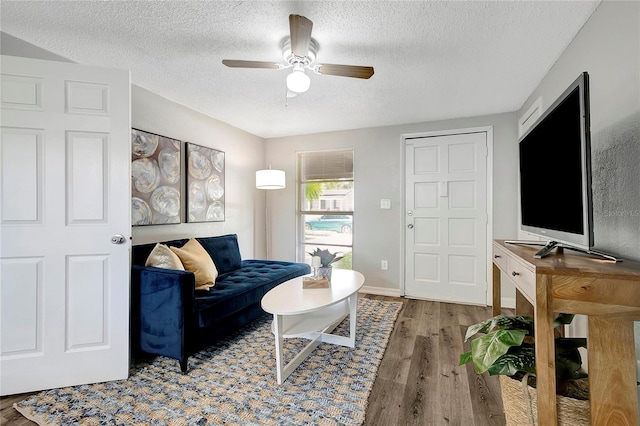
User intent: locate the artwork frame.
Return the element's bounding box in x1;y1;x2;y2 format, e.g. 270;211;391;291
131;129;181;226
185;142;225;222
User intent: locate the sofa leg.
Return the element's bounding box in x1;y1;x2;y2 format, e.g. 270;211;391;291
179;358;188;373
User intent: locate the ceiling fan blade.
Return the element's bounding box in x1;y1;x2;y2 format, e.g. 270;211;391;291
222;60;282;69
316;64;374;79
289;14;313;57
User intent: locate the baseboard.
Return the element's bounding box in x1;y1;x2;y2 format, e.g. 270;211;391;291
358;289;514;304
359;286;402;298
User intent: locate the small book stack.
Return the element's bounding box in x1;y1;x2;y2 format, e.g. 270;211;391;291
303;276;330;289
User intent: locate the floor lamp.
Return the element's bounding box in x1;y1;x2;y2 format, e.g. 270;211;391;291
256;168;285;259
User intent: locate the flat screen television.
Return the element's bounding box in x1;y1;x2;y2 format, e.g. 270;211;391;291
513;72;617;260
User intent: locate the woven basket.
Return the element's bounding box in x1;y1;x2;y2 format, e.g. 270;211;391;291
500;375;590;425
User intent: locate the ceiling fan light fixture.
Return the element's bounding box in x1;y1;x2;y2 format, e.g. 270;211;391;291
222;15;374;96
286;65;310;93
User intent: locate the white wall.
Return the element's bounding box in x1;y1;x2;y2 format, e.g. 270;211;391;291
265;113;519;296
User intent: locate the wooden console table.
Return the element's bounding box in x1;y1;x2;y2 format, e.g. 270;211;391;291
492;240;640;425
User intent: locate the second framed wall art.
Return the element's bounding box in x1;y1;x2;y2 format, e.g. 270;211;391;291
185;142;225;222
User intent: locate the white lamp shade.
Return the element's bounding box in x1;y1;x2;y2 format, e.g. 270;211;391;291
286;70;311;93
256;169;285;189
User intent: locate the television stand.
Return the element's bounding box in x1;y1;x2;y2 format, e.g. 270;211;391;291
492;240;640;425
504;240;622;262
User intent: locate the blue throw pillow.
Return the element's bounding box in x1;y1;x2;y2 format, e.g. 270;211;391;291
197;234;242;275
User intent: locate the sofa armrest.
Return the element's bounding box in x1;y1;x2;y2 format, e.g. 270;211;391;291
131;265;196;364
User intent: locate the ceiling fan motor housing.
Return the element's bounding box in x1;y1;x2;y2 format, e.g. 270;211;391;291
282;36;318;67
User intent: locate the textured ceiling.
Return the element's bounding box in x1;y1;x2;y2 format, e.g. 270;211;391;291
1;1;600;138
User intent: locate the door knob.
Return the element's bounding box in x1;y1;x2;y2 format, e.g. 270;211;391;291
408;224;414;229
111;234;126;244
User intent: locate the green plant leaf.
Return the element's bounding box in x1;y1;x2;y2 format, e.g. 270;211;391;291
487;346;536;376
307;247;343;267
555;339;586;380
555;351;584;380
464;315;534;341
553;313;575;331
464;317;493;341
470;329;527;374
459;352;472;366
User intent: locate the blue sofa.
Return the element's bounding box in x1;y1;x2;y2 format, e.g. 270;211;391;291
131;234;310;372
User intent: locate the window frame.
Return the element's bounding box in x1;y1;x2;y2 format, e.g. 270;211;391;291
296;149;354;263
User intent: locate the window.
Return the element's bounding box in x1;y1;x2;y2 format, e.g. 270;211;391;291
298;149;353;269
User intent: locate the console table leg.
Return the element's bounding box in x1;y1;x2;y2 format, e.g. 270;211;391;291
535;274;558;426
492;263;501;316
588;316;639;425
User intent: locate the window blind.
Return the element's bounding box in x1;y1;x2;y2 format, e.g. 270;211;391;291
300;150;353;181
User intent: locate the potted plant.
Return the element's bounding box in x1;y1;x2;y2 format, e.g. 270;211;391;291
459;313;590;425
308;248;343;280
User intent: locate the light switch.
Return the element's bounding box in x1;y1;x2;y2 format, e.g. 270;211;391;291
380;199;391;209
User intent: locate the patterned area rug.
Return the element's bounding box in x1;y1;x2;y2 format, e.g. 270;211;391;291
15;297;401;426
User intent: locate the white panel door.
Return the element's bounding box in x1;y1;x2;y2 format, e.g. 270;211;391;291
405;132;487;304
0;55;131;395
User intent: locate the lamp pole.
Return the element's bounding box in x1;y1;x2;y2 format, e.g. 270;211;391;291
256;167;286;259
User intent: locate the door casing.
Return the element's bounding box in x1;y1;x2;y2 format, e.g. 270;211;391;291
401;126;493;306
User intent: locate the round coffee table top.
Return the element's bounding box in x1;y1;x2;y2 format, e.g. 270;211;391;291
261;269;365;315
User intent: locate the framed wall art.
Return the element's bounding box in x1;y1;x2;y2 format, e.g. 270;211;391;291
131;129;181;225
185;142;225;222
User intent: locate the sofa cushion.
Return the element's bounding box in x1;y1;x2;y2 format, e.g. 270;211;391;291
197;234;242;274
145;243;185;270
194;259;311;328
133;239;189;266
170;239;218;291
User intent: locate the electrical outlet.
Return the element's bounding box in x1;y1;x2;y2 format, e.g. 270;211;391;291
381;260;388;270
380;199;391;209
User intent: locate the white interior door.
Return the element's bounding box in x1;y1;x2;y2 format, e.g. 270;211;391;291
0;55;131;395
405;132;487;304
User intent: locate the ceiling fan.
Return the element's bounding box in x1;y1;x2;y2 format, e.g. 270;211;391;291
222;14;374;97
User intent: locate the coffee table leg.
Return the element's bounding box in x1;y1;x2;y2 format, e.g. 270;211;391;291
348;293;357;347
273;314;285;384
271;298;358;384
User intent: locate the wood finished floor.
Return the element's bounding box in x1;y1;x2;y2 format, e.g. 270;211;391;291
362;295;506;426
1;296;507;426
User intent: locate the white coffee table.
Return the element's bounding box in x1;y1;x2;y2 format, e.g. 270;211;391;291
261;269;365;384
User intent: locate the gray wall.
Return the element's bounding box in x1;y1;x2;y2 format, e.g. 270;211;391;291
518;0;640;261
265;113;519;295
1;32;268;260
130;86;266;259
517;0;640;388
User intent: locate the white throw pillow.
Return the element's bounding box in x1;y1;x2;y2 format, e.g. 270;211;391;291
145;243;185;270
